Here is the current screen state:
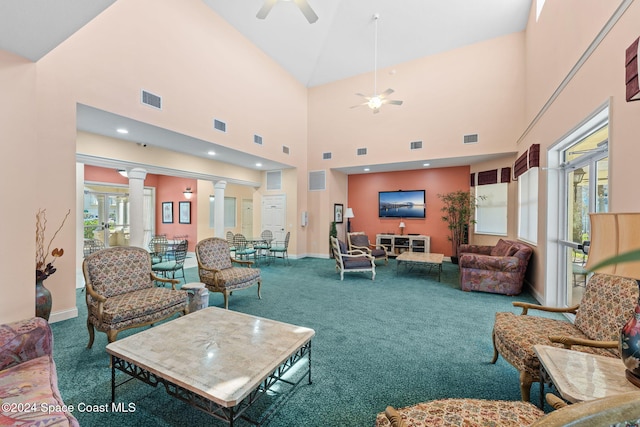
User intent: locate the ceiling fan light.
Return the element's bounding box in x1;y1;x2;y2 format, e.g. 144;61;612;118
368;96;382;110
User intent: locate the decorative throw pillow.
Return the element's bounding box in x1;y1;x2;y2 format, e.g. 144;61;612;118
491;239;512;256
506;245;519;256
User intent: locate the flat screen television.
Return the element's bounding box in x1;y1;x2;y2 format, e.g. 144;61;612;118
378;190;426;218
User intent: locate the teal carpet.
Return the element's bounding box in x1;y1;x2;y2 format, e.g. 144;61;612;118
51;257;560;426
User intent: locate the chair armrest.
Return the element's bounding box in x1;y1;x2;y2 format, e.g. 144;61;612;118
350;244;372;254
513;301;580;315
459;244;493;255
460;254;519;271
150;272;180;289
546;393;568;410
548;336;618;349
231;257;255;267
341;251;373;259
0;318;52;371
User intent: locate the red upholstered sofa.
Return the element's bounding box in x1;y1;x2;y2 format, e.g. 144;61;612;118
458;239;533;295
0;317;79;426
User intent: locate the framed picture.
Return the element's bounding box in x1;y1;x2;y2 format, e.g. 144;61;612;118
179;201;191;224
334;203;344;223
162;202;173;224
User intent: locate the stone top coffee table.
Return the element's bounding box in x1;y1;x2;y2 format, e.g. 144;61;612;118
106;307;315;426
396;252;444;281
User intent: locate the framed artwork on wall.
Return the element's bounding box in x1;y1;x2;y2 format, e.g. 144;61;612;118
162;202;173;224
179;201;191;224
334;203;344;223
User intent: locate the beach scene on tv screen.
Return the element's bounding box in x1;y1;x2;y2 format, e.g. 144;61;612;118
379;190;425;218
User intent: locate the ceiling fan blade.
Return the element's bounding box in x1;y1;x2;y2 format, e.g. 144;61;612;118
385;100;403;106
256;0;278;19
379;88;394;98
355;93;370;99
294;0;319;23
350;102;369;109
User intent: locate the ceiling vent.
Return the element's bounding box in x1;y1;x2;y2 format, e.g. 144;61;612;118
282;145;290;155
266;170;282;190
463;134;479;144
214;119;227;133
357;148;367;156
309;170;326;191
410;141;423;150
141;90;162;110
322;152;332;160
254;134;263;145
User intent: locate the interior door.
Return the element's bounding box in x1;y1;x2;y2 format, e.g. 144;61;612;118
241;199;253;237
262;194;286;242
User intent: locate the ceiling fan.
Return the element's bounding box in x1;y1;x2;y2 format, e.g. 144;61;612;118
256;0;319;24
351;14;403;114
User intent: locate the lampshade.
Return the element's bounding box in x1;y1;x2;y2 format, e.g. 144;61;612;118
344;208;355;219
209;195;215;202
183;188;193;199
585;213;640;280
399;221;406;229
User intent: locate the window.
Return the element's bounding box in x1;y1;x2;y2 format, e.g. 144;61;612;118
475;183;508;235
518;168;538;244
209;197;237;228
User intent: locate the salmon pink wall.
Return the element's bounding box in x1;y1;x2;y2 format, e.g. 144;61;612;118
348;166;470;256
155;176;197;251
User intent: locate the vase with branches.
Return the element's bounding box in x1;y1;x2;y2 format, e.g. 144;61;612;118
438;190;479;263
35;208;70;320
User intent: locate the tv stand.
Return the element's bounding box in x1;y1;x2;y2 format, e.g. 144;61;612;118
376;234;430;257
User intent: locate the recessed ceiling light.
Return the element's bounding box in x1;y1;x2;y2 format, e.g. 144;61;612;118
364;168;370;172
207;150;216;156
256;162;262;167
423;163;430;167
116;128;129;134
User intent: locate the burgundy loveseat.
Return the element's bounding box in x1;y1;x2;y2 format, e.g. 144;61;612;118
458;239;533;295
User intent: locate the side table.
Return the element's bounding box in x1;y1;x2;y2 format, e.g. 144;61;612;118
534;345;638;408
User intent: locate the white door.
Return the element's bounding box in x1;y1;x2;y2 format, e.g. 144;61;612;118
262;194;286;242
241;199;253;236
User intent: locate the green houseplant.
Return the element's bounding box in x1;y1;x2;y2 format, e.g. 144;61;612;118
438;190;478;263
329;221;337;258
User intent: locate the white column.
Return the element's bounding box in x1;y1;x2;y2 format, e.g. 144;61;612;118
128;168;147;248
214;180;227;238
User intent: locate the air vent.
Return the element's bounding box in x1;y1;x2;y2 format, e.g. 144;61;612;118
357;148;367;156
254;134;263;145
141;90;162;109
322;152;332;160
463;134;479;144
214;119;227;133
266;170;282;190
309;170;326;191
282;145;290;155
410;141;423;150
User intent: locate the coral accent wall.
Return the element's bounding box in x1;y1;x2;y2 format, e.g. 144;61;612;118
348;166;470;256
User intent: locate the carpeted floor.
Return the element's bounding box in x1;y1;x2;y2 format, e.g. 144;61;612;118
51;257;562;426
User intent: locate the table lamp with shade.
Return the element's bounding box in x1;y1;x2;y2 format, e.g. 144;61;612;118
399;221;406;235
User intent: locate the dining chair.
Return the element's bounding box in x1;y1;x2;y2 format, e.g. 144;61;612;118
226;231;236;256
254;230;273;261
233;233;257;263
270;231;290;265
152;240;188;283
148;235;168;265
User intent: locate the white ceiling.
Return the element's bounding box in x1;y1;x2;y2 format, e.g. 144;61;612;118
1;0;531;175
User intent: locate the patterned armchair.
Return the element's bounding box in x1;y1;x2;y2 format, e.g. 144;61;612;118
83;246;189;347
376;391;640;427
347;231;388;264
330;236;376;280
195;237;262;309
492;273;638;402
458;239;533;295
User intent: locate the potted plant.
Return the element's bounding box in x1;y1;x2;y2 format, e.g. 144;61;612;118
329;221;337;258
438;190;478;264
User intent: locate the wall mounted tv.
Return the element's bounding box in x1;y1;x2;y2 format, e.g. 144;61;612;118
378;190;426;218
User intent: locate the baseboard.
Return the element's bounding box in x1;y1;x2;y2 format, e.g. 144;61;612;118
49;306;78;324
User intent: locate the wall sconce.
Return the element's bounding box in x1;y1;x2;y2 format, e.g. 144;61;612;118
183;187;193;199
344;208;355;233
399;221;406;235
117;169;128;177
209;195;215;202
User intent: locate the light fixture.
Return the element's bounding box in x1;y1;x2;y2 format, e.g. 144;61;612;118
209;195;215;202
116;128;129;134
423;163;431;167
351;14;403;113
399;221;406;235
183;187;193;199
207;150;216;156
256;162;263;168
117;169;128;177
344;208;355;234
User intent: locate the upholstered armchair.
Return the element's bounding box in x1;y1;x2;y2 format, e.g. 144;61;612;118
458;239;533;295
347;231;388;264
492;272;638;402
82;246;189;347
330;236;376;280
376;391;640;427
195;237;262;309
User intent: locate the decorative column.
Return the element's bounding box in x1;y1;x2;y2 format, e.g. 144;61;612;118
127;168;147;248
213;180;227;238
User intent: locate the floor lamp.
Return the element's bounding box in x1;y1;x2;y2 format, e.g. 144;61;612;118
344;208;354;240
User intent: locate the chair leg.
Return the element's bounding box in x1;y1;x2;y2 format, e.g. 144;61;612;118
86;319;95;349
257;281;262;299
491;330;499;364
223;291;229;310
107;330;118;343
520;370;533;402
